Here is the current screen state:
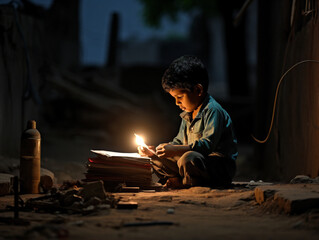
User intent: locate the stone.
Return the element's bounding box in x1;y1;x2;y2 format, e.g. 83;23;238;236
186;187;211;194
79;181;107;201
167;208;175;214
40;168;55;192
84;197;102;207
158;196;173;202
290;175;313;184
97;204;111;210
61;194;83;207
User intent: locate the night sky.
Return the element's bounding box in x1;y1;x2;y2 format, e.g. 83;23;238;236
29;0;190;66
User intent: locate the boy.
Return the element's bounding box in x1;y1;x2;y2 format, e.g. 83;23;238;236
139;55;238;189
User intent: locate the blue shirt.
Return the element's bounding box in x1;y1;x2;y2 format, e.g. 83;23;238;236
171;94;238;161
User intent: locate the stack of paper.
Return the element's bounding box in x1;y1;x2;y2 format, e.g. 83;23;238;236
85;150;152;187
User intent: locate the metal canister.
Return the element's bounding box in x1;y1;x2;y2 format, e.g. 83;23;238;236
20;120;41;193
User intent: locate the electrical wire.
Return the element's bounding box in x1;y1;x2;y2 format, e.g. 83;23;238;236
252;59;319;143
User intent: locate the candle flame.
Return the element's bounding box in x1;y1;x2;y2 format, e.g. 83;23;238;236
134;133;157;156
134;133;148;148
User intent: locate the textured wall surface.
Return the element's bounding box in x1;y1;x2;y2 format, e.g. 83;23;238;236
276;11;319;179
0;1;79;158
254;0;319;181
0;6;41;158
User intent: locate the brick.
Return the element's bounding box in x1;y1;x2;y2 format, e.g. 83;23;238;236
255;184;319;214
79;180;107;201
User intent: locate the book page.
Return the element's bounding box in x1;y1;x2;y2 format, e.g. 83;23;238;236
91;150;151;160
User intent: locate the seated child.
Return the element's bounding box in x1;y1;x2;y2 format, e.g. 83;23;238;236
139;55;238;188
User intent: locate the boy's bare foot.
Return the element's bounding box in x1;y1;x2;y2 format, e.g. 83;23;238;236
163;177;184;189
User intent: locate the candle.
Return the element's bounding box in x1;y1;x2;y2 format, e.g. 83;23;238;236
134;133;156;155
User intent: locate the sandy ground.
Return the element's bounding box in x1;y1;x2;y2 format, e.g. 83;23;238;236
0;186;318;240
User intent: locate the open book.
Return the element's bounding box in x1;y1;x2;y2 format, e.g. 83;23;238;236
90;150;151;160
84;150;152;187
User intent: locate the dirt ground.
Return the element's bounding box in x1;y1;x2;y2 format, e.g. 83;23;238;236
0;186;319;240
1;126;318;239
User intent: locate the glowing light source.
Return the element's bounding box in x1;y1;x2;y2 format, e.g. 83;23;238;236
134;133;148;148
134;133;156;155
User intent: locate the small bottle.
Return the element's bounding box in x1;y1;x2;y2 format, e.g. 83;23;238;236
20;120;41;193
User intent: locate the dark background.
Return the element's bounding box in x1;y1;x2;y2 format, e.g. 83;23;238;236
1;0;318;183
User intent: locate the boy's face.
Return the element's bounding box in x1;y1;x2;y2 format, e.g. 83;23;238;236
169;87;203;112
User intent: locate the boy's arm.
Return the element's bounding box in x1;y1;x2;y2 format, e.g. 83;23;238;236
156;119;188;158
155;143;190;158
190;109;224;155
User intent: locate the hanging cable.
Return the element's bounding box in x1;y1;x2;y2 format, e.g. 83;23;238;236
252;59;319;143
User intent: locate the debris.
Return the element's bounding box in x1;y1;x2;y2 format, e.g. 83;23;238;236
83;205;95;211
79;180;107;201
117;201;138;209
121;186;140;193
60;193;83;207
167;208;175;214
59;180;83;191
19;182;117;214
98;204;111;210
0;173;13;196
233;181;273;188
84;196;102;207
159;196;173;202
290;175;319;184
142;189;156;193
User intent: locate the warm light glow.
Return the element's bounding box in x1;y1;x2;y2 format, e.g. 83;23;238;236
134;133;157;156
134;133;148;148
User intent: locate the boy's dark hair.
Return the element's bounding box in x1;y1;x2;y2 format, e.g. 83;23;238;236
162;55;209;92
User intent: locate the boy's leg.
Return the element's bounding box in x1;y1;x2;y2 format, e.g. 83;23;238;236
177;151;210;187
205;154;237;187
177;151;236;188
151;157;180;183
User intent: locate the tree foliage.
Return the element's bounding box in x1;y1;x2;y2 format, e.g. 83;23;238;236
138;0;219;27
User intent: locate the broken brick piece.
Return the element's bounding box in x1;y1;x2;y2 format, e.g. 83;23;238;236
121;187;140;193
79;180;107;201
117;201;138;209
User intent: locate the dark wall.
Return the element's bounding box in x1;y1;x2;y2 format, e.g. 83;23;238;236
0;5;42;158
255;0;319;180
0;1;80;158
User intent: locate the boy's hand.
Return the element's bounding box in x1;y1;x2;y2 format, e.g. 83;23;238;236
156;143;192;158
137;145;156;157
155;143;176;158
